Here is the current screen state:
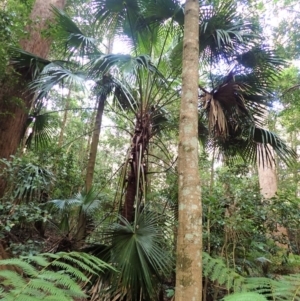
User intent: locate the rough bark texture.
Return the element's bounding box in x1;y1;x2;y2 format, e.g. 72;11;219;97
19;0;67;57
121;111;150;222
258;149;289;247
175;1;202;300
0;0;67;197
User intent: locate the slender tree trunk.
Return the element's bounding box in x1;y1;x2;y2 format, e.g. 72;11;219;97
0;0;67;197
75;94;105;247
175;0;202;300
85;95;105;191
75;37;113;246
58;91;71;148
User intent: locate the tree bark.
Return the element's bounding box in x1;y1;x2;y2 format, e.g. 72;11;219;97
74;94;105;248
75;40;114;247
258;147;289;247
0;0;67;197
58;90;71;148
85;95;105;192
175;0;202;300
121;111;150;223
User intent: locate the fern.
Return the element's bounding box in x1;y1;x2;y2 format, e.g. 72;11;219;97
203;252;246;291
224;274;300;300
204;253;300;300
0;251;115;301
244;274;300;301
223;292;268;301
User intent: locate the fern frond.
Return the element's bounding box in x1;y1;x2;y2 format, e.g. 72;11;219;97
25;254;49;267
203;252;245;291
0;270;27;287
223;292;268;301
0;251;115;301
0;258;38;276
47;260;89;282
70;251;114;272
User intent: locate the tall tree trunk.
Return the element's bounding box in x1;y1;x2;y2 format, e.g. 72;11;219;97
121;111;150;223
258;148;289;247
75;94;105;247
175;0;202;300
0;0;67;197
75;40;113;247
58;90;71;148
85;95;105;191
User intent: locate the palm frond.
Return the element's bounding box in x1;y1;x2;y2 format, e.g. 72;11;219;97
88;53;162;78
235;47;285;75
75;187;102;214
48;198;82;212
252;127;297;166
93;74;137;112
51;6;98;57
138;0;184;27
212;126;296;167
199;1;254;62
25;113;55;150
31;62;87;100
102;210;173;300
93;0;139;37
10;48;52;80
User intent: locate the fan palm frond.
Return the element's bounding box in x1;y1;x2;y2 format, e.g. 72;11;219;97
252;127;297;166
51;6;98;57
31;63;87;100
138;0;184;27
199;1;254;63
10;48;52;80
103;210;172;300
74;187;102;215
212;126;297;167
201;67;296;166
93;0;139;36
48;198;82;212
25;113;55;150
88;53;162;79
9;48;87;100
235;47;285;74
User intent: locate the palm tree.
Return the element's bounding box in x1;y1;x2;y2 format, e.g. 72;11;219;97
48;187;102;250
198;46;296;166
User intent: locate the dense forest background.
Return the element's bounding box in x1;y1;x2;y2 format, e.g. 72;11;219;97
0;0;300;300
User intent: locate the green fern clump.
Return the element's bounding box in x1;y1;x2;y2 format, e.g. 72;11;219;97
0;251;115;301
203;252;245;291
223;292;268;301
204;253;300;300
224;274;300;300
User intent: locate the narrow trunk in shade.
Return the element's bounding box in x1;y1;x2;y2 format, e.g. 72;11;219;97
75;94;105;248
75;39;114;247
